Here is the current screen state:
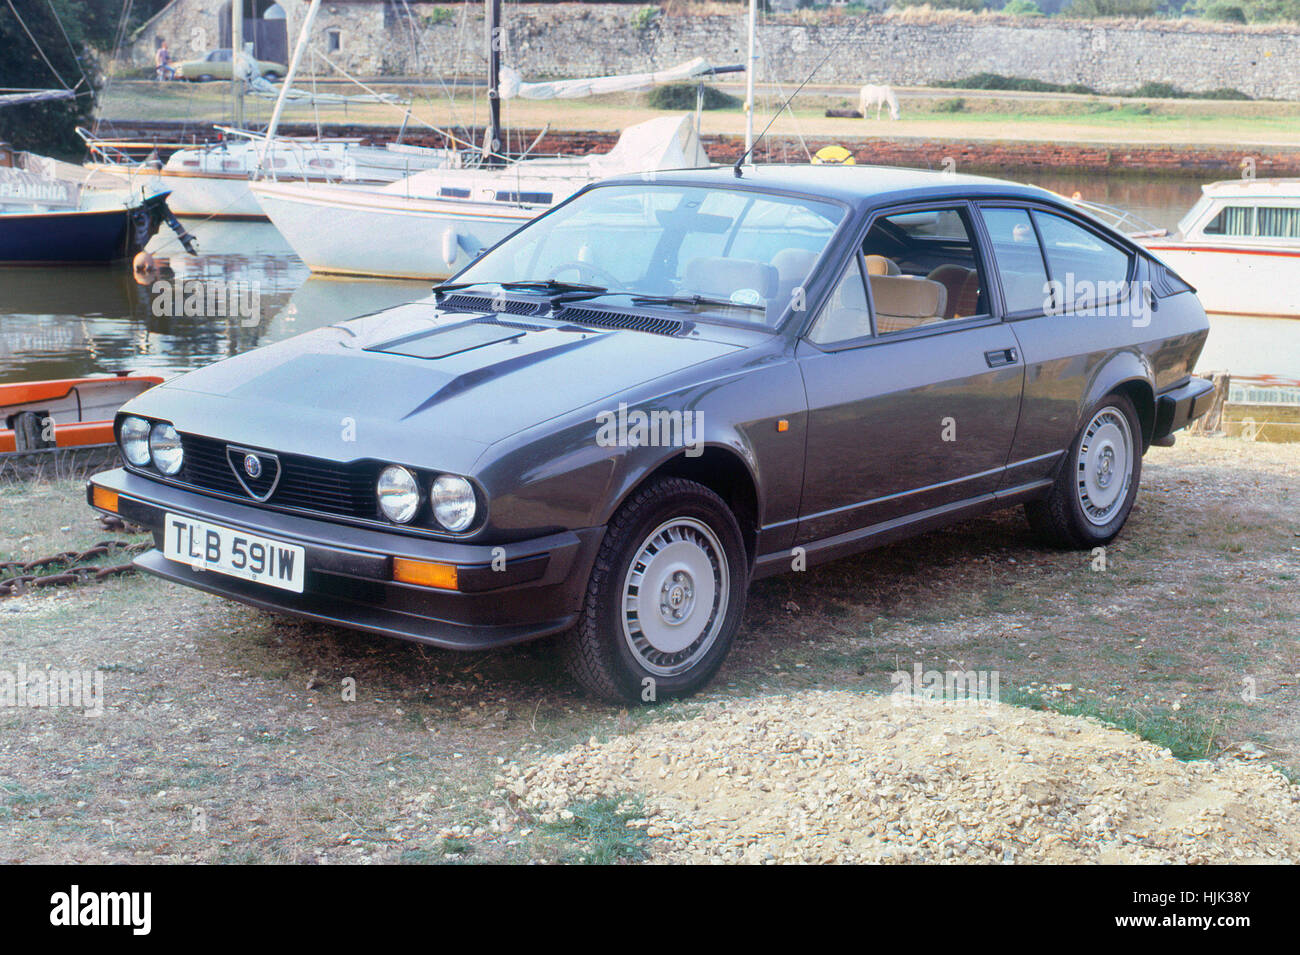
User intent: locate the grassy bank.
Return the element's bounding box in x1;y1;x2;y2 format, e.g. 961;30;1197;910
1;435;1297;862
96;80;1300;149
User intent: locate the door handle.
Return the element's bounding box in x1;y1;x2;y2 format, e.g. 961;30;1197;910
985;347;1018;367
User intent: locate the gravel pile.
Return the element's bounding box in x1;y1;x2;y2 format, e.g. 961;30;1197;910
497;691;1300;864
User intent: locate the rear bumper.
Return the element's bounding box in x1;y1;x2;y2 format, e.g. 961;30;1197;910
87;469;604;650
1153;376;1217;441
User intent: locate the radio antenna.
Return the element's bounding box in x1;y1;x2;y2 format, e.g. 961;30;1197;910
732;39;845;178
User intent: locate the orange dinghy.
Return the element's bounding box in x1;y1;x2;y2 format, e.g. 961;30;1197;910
0;374;164;453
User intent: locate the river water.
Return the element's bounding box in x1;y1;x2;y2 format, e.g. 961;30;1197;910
0;169;1295;385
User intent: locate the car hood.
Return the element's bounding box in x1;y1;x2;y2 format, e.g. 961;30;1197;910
128;301;745;473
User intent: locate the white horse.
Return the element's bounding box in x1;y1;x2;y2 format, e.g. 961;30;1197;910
859;83;900;121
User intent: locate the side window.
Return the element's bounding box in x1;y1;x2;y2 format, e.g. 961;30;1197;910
981;207;1050;315
1258;207;1300;239
860;206;988;334
807;257;871;347
1203;206;1254;236
1033;210;1133;312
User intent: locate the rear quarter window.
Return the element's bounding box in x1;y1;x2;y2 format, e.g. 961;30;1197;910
1032;210;1133;312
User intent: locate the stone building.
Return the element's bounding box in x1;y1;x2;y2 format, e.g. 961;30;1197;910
128;3;1300;100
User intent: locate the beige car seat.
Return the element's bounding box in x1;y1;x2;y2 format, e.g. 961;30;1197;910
869;275;948;333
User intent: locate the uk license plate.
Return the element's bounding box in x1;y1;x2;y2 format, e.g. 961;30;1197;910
163;513;305;594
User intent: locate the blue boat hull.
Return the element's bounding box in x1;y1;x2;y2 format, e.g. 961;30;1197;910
0;194;169;265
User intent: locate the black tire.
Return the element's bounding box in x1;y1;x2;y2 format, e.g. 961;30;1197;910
562;477;749;704
1026;392;1143;549
12;412;51;452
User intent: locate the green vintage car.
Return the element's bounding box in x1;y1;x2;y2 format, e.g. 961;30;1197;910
175;49;286;82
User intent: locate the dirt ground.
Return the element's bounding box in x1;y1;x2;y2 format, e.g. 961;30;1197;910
0;433;1297;863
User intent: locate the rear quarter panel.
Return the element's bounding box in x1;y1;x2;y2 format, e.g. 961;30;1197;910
1003;257;1209;486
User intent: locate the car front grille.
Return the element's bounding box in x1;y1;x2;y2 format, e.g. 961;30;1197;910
179;434;379;520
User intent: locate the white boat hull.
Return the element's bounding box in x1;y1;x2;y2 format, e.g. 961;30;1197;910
252;181;533;279
85;144;455;221
85;164;265;219
1145;243;1300;317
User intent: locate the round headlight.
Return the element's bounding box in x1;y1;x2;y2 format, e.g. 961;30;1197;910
119;416;152;467
149;423;184;475
430;474;476;532
377;465;420;524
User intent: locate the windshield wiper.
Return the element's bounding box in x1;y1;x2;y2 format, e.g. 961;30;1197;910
432;279;606;296
627;293;765;313
501;279;607;294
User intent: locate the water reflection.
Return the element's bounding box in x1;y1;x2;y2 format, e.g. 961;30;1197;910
0;217;429;384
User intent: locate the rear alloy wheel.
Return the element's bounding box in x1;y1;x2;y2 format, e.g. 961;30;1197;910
1026;392;1142;549
563;477;748;703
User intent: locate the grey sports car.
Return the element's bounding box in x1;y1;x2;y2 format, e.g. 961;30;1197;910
89;166;1215;702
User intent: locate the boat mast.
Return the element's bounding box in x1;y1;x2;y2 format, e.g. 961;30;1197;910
483;0;503;165
744;0;756;159
259;0;323;171
232;0;244;128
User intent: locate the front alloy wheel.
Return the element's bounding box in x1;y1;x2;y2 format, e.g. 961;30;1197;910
564;477;748;703
621;517;730;677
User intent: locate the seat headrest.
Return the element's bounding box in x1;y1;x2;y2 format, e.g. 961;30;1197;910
869;275;947;329
682;257;779;301
865;254;901;276
770;248;820;284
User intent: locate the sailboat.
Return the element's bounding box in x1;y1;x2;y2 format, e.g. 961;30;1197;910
251;0;732;279
0;95;191;264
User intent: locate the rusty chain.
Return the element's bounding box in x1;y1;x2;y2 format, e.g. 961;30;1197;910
0;539;152;598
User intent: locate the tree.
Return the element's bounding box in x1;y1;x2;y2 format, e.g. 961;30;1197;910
1063;0;1164;15
0;1;98;158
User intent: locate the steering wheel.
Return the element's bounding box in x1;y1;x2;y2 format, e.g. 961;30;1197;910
547;261;620;289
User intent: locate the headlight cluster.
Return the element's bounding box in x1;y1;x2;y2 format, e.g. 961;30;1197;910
119;416;184;475
376;465;478;532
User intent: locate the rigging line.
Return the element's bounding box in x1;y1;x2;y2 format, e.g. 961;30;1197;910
44;0;92;93
397;0;471;143
306;47;501;159
5;0;73;91
94;0;134;134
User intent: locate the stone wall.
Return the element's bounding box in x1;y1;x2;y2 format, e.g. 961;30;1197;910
130;4;1300;101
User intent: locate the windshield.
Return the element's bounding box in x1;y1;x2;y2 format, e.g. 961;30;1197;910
451;183;847;328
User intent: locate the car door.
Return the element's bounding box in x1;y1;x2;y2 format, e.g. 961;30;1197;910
794;202;1025;546
975;204;1142;489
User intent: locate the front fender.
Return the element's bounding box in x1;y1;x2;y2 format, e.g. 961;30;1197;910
474;352;807;548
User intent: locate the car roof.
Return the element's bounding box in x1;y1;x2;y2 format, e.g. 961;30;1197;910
603;163;1062;210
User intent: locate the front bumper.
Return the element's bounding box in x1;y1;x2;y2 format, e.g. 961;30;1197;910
88;469;604;650
1153;376;1218;441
